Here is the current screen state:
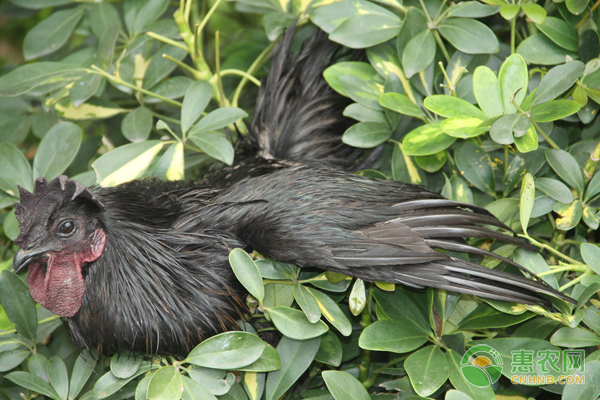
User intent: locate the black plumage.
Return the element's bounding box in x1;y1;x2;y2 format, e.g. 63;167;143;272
12;26;573;357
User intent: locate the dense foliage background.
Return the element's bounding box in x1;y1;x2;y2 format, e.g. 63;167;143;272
1;0;600;399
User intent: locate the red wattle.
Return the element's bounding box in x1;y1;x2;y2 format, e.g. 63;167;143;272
27;229;106;318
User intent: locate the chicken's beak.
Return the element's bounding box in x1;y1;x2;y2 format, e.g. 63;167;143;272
13;248;49;274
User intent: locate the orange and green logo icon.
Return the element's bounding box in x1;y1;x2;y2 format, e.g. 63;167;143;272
460;345;503;387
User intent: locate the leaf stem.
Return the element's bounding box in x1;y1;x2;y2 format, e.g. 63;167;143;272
213;69;262;87
0;315;61;337
231;40;277;109
560;270;591;291
145;32;188;52
510;17;516;54
88;66;183;107
431;30;450;62
518;234;581;265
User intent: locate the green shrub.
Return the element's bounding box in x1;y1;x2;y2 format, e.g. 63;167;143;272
0;0;600;399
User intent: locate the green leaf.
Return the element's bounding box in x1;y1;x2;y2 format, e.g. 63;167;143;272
111;351;142;380
459;303;533;329
473;66;503;117
339;75;383;110
402;30;435;78
455;142;496;196
311;0;399;34
89;2;122;38
147;76;193;104
538;16;579;51
323;62;381;98
6;372;60;400
535;177;574;204
122;107;153;142
329;14;401;49
147;366;184;400
267;306;328;340
585;172;600;202
366;42;404;82
581;243;600;275
374;287;430;332
531;99;580;122
94;365;155;399
69;351;97;400
344;103;388;124
322;371;370;400
3;211;19;241
191;108;248;134
181;81;213;134
152;142;184;181
566;0;589;15
0;62;83;97
517;34;580;65
255;259;298;280
236;344;281;372
132;0;169;34
545;149;585;192
583;205;600;229
342;122;390;148
307;273;352;292
0;350;30;373
189;131;234;165
498;54;528;114
188;367;233;395
448;2;500;17
70;74;102;107
185;332;266;369
0;142;33;194
520;173;535;233
9;0;74;9
424;95;488;119
47;356;69;400
404;346;449;397
229;248;264;304
144;45;188;89
33;122;82;180
293;284;321;323
392;143;423;184
402;122;456;156
533;61;585;105
441;117;488;139
28;354;48;383
349;278;366;316
305;287;352;336
24;8;84;60
92;140;165;186
553;200;583;230
438;18;499;54
514;124;538;153
562;360;600;400
499;3;520;20
182;376;217;400
379;93;424;117
0;270;37;342
521;3;546;24
551;327;600;347
359;320;429;353
415;151;448;173
314;331;343;367
265;336;320;400
445;350;495;400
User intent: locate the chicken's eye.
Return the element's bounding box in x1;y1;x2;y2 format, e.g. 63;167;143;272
58;220;77;237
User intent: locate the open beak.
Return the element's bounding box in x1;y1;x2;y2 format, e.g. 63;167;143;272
13;248;49;274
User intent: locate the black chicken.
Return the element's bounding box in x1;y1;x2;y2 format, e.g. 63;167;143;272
12;26;573;357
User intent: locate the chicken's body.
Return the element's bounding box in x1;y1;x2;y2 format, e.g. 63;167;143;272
13;26;573;357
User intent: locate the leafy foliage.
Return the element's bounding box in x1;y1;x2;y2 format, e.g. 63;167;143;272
1;0;600;399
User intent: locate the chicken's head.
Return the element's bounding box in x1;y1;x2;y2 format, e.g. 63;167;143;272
12;176;106;318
